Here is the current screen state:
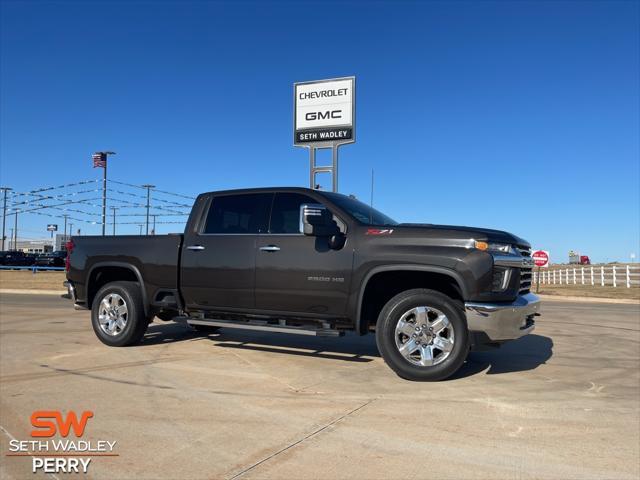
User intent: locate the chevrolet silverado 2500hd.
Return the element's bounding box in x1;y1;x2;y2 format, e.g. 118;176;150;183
65;187;540;381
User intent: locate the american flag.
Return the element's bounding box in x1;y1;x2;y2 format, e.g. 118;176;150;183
92;153;106;168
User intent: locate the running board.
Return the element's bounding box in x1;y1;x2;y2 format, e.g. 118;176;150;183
185;318;344;337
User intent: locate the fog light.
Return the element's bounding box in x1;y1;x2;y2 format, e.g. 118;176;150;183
491;267;511;292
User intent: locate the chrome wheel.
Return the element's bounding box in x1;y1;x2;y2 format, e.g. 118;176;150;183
98;293;128;336
394;306;455;367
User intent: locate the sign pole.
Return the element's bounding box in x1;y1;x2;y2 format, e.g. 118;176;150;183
332;144;338;192
309;146;315;188
532;250;550;292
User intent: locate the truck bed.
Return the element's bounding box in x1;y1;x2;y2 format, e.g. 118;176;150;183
67;234;183;311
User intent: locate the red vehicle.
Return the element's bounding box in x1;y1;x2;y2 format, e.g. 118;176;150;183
580;256;591;265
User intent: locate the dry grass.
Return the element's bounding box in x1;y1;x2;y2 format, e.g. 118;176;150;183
0;270;67;291
1;270;638;301
535;284;640;300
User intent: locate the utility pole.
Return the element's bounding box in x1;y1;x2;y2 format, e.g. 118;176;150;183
151;215;156;235
94;151;116;236
13;210;18;251
0;187;12;251
9;228;13;250
111;207;118;235
69;223;74;239
138;224;143;235
142;184;155;235
62;214;69;244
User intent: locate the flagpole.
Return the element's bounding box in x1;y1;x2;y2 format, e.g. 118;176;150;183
102;159;107;236
95;151;115;236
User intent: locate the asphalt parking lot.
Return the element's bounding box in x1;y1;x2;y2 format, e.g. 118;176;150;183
0;293;638;480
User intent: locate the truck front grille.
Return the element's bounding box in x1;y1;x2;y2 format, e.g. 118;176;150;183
519;267;532;294
517;246;532;294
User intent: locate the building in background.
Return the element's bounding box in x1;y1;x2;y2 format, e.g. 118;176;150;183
54;233;70;251
13;239;53;253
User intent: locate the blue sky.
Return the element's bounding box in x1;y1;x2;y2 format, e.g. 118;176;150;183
1;0;638;263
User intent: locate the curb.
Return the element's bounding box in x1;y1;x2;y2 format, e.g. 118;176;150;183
0;289;66;295
537;294;639;305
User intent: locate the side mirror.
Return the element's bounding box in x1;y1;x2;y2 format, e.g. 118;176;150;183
300;204;340;237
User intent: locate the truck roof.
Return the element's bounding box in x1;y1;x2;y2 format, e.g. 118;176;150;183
200;186;327;197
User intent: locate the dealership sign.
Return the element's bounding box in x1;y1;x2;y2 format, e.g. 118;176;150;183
46;224;58;232
532;250;550;268
294;77;355;146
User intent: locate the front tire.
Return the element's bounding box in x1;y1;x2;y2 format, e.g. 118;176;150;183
376;288;469;381
91;281;148;347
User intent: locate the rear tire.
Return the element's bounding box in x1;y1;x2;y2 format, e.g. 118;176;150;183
91;281;148;347
375;288;469;381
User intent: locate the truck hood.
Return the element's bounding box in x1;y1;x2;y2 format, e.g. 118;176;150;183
395;223;530;248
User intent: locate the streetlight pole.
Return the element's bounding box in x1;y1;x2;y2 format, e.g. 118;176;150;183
151;215;156;235
9;228;13;250
69;223;74;239
13;209;18;251
94;151;116;236
62;214;69;244
138;224;143;235
111;207;118;235
141;184;155;235
0;187;12;251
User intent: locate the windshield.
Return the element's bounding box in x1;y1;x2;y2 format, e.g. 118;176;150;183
321;192;398;226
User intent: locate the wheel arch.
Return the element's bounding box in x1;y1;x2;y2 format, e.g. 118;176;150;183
87;262;148;315
356;265;468;335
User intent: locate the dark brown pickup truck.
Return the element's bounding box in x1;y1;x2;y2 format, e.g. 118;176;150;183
65;187;540;381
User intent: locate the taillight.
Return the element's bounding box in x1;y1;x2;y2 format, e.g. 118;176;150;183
65;239;74;272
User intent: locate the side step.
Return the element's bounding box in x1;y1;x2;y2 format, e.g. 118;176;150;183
184;318;344;337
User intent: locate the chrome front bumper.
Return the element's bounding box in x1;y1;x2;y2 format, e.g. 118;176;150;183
465;293;540;341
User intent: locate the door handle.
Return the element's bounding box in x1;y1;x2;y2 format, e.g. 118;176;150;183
187;245;205;251
259;245;281;252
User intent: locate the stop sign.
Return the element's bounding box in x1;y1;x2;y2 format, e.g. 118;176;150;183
532;250;549;267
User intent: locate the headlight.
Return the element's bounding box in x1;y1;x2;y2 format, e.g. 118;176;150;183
474;240;515;254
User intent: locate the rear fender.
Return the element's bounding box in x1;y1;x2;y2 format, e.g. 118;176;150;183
87;262;148;316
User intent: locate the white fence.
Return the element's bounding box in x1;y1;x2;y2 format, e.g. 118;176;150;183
533;264;640;288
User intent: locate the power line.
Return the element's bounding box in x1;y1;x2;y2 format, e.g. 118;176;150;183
8;187;103;208
9;179;100;198
7;197;104;215
2;177;194;235
108;182;193;208
108;179;195;200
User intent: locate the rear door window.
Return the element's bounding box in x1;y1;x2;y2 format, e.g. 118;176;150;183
203;193;272;234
